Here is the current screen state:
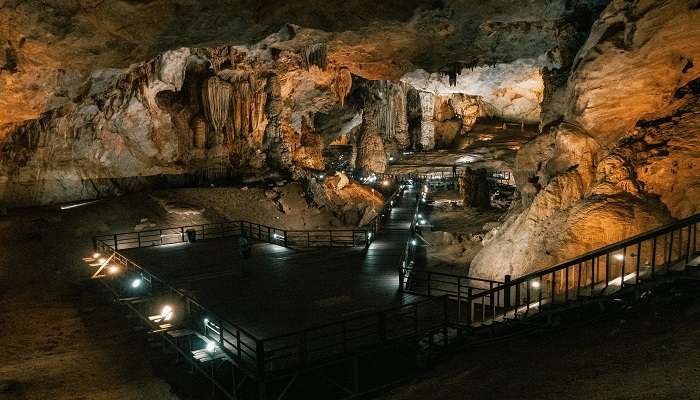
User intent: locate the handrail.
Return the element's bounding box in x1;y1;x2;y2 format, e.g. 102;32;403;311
463;212;700;326
397;181;502;306
479;213;700;296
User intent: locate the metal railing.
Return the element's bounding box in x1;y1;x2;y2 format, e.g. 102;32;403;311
94;220;371;251
95;247;450;377
463;213;700;326
258;295;449;373
98;250;262;376
396;181;502;324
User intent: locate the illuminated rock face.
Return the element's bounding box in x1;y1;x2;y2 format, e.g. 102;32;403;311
464;0;700;280
401;58;547;124
566;0;700;146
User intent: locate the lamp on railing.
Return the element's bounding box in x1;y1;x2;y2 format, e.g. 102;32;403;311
530;280;541;289
130;277;143;288
614;253;625;261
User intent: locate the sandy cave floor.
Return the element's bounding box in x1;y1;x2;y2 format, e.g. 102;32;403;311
0;184;356;399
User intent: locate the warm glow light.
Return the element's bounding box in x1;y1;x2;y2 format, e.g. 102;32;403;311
98;257;107;264
92;252;100;259
107;265;121;275
614;253;624;261
382;180;389;186
161;305;174;321
531;281;541;289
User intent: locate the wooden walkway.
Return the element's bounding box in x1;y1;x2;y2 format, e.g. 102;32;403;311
121;186;423;338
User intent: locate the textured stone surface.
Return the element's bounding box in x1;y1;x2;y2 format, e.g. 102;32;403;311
566;0;700;145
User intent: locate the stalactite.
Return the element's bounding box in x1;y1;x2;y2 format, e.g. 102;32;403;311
332;68;352;107
375;81;408;145
202;77;232;145
221;71;269;147
301;43;328;71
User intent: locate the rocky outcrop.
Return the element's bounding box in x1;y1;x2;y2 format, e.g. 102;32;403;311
307;174;383;226
566;0;700;146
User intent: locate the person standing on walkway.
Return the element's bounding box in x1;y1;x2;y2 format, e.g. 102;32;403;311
239;235;252;274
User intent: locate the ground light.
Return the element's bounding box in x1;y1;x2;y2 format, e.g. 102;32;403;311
131;278;142;288
161;305;174;321
411;239;417;246
382;180;389;186
107;265;121;275
530;280;541;289
92;252;100;259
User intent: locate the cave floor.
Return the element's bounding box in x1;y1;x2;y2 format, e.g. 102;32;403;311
120;187;424;338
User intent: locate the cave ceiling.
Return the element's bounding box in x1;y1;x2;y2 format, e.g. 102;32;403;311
0;0;607;129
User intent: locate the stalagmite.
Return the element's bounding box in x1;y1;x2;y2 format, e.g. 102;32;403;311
355;103;387;173
332;68;353;107
192;116;207;148
301;43;328;71
202;77;232;145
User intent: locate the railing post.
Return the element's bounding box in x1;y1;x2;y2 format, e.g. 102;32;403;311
378;312;386;342
300;332;307;366
113;234;118;250
256;339;266;379
457;277;462;322
467;287;473;324
236;330;242;360
399;262;405;291
443;296;449;344
504;275;511;309
427;271;431;296
284;231;288;248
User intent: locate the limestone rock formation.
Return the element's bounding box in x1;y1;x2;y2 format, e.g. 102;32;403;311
566;0;700;146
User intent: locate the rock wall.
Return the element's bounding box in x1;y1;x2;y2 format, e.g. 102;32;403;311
566;0;700;146
471;0;700;280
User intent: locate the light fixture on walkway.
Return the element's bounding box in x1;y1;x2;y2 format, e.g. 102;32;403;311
530;280;541;289
614;253;624;261
131;278;142;288
107;265;121;275
161;305;174;321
